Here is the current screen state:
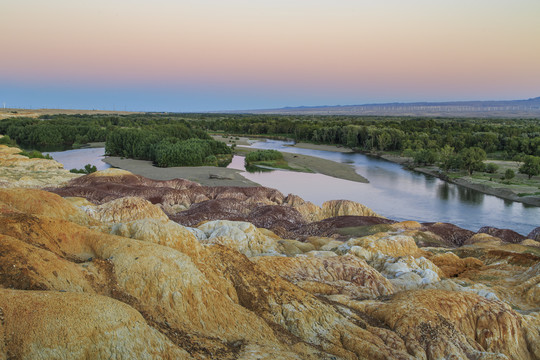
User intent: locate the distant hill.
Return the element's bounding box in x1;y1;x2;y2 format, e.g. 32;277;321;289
232;97;540;118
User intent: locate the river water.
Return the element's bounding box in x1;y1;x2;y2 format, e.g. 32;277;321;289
45;143;539;235
45;147;111;171
229;140;539;235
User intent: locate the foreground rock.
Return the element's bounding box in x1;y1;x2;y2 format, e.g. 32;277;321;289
0;290;191;359
48;170;384;237
0;169;538;359
0;144;80;188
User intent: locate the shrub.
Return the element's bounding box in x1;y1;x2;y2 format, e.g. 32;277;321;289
245;150;283;165
70;164;97;174
204;155;218;166
503;169;515;180
0;135;17;147
18;150;53;160
485;163;499;173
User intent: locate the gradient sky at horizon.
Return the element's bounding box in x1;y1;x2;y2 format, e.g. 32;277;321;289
1;0;540;111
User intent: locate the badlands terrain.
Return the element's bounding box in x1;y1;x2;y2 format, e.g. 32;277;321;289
1;143;540;359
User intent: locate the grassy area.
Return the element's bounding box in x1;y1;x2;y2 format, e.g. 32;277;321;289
18;150;53;160
377;150;540;202
424;159;540;201
467;160;540;191
245;150;311;172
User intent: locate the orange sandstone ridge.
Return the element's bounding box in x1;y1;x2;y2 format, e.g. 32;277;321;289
0;147;539;359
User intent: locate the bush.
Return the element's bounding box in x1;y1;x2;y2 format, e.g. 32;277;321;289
402;148;415;158
204;155;218;166
70;164;97;174
503;169;515;180
485;163;499;173
245;150;283;165
0;135;17;147
18;150;53;160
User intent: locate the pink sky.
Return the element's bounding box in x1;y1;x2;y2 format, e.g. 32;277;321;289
2;0;540;111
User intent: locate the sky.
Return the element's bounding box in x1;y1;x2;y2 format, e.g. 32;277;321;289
1;0;540;112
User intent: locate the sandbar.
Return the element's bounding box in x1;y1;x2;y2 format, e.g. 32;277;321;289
103;142;369;187
103;157;260;187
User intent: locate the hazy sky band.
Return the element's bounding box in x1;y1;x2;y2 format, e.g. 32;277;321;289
2;0;539;111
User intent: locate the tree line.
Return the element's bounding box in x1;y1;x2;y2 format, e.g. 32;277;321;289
199;116;540;157
196;114;540;177
0;114;232;167
1;113;538;175
106;128;231;167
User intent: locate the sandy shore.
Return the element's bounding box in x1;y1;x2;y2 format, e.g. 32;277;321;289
235;146;368;183
103;141;369;187
103;157;261;187
212;136;367;183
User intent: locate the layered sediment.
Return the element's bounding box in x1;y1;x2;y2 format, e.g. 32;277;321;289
1;147;539;359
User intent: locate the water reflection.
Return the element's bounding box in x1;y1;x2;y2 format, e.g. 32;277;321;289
437;183;450;200
504;199;514;207
45;143;539;235
45;148;111;171
245;165;274;173
241;140;539;235
457;187;484;205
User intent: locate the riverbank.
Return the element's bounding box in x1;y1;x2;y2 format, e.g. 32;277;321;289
104;146;369;187
103;157;260;187
374;153;540;207
287;142;354;153
212;136;368;183
263;140;540;205
235;146;368;183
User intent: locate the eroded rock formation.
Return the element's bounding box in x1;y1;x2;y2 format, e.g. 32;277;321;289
1;166;539;359
0;144;80;188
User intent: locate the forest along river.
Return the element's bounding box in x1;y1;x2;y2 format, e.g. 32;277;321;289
46;142;539;235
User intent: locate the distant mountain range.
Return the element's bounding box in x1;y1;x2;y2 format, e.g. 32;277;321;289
232;97;540;118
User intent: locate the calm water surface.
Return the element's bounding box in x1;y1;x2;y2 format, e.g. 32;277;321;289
47;143;539;235
228;140;539;235
46;147;111;171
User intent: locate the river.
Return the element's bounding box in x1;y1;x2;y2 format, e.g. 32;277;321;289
229;140;539;235
45;147;111;172
45;142;539;235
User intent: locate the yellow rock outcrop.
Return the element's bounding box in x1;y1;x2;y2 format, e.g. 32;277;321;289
321;199;382;219
0;144;80;188
253;255;394;298
0;289;192;359
0;180;538;359
284;195;382;222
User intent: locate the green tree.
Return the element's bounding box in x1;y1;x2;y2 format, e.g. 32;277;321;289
519;155;540;179
459;147;486;175
70;164;97;174
485;163;499;174
376;132;391;151
439;145;455;171
504;169;515;180
413;149;438;166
